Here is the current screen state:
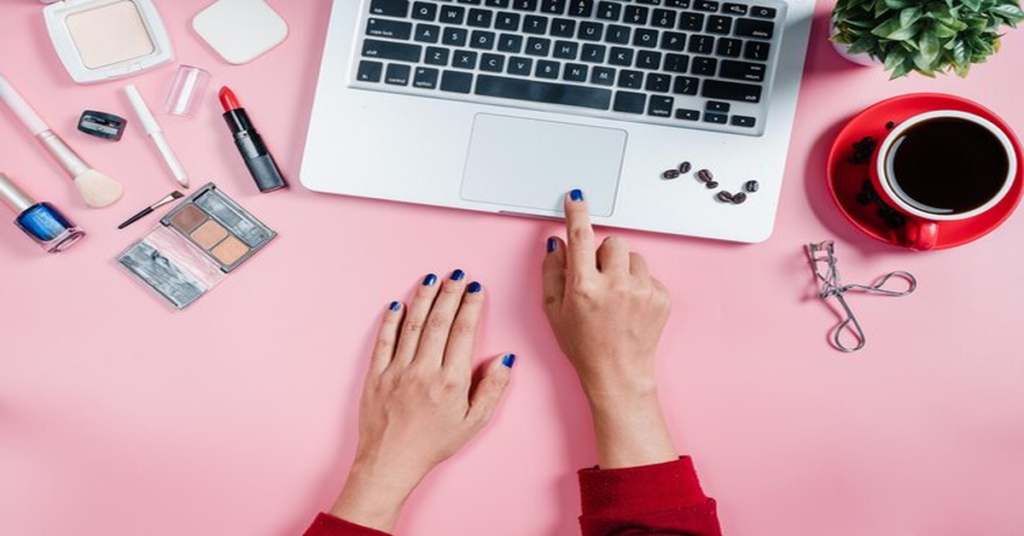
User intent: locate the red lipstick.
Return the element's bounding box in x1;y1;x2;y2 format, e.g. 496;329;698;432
219;87;287;193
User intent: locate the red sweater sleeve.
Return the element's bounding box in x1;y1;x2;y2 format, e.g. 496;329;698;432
578;457;722;536
301;513;390;536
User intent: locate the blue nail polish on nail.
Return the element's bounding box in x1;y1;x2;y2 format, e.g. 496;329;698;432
547;237;557;253
423;274;438;286
452;269;465;281
389;301;401;311
570;189;584;202
468;281;483;293
502;354;517;368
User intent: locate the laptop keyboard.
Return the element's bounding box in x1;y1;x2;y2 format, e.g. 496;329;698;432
351;0;785;136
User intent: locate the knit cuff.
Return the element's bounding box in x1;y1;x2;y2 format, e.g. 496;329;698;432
302;513;392;536
578;457;710;518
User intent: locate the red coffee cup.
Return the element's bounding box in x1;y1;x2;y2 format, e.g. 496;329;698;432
869;110;1018;251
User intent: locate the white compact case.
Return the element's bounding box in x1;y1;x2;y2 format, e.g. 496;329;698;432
40;0;174;84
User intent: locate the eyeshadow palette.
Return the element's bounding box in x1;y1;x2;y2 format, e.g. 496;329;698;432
118;183;276;309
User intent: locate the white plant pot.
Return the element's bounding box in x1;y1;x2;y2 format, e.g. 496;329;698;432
830;17;881;67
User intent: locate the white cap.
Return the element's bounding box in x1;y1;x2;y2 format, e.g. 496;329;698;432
0;173;37;215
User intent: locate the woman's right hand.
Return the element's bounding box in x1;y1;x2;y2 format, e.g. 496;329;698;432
542;190;677;469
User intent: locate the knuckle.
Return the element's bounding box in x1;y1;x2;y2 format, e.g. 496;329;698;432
427;314;450;330
450;320;476;336
374;336;394;354
404;319;425;334
570;226;592;242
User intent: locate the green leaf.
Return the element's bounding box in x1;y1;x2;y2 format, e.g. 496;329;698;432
885;0;913;9
900;6;923;27
919;31;942;63
963;0;984;11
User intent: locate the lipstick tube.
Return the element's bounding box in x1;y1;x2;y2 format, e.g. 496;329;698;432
219;87;287;193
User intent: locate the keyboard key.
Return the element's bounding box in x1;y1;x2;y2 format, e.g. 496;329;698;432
536;60;561;78
579;21;605;40
486;0;512;6
513;0;539;10
563;62;589;81
645;73;671;92
362;39;422;62
476;74;613;109
554;40;580;59
706;100;730;112
596;2;623;21
723;2;747;15
459;0;484;4
606;24;631;44
441;71;474;93
425;46;450;65
568;0;595;17
413;67;440;88
633;28;659;48
541;0;567;14
704;112;728;124
443;27;469;46
617;69;643;89
609;47;634;66
661;31;686;51
673;75;699;95
694;0;720;12
702;79;762;102
357;60;383;82
581;43;607;62
412;1;438;20
750;6;777;19
507;56;534;74
498;33;525;52
551;18;577;37
648;95;674;117
370;0;410;17
707;15;733;34
385;63;411;85
440;5;466;24
453;50;479;69
481;53;506;71
368;18;413;39
716;37;742;57
676;108;700;120
591;66;616;85
692;57;717;76
624;5;649;25
613;91;646;114
652;9;676;28
720;60;766;81
731;115;757;127
744;40;771;61
526;37;552;56
667;0;691;6
678;12;704;31
468;8;494;27
495;11;521;30
471;30;497;49
524;15;548;33
736;18;775;39
636;50;662;70
414;23;441;43
664;53;690;73
688;35;714;55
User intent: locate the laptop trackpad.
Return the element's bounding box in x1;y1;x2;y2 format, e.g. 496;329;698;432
460;114;627;217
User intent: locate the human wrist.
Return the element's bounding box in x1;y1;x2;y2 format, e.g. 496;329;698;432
329;458;424;532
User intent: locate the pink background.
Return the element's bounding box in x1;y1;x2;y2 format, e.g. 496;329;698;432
2;1;1023;535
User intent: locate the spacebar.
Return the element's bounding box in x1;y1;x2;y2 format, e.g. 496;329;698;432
475;75;612;110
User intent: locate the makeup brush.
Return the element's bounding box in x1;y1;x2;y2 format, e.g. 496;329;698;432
0;73;124;208
118;191;184;229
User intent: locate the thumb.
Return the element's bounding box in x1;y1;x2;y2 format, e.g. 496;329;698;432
467;353;516;427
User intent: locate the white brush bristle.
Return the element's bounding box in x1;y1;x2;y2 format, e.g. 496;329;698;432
74;169;124;208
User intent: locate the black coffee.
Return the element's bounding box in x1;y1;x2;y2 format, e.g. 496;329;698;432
887;117;1009;215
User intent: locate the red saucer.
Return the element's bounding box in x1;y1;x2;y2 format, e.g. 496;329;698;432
826;93;1023;250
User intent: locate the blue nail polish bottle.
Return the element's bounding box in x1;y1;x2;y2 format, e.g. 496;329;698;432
0;173;85;253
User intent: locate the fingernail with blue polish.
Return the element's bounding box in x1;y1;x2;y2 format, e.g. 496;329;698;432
451;269;465;281
570;189;584;202
389;301;401;311
423;273;438;286
547;237;557;253
468;281;483;293
502;354;517;368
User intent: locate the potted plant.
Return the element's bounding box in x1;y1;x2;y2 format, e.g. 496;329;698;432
831;0;1024;78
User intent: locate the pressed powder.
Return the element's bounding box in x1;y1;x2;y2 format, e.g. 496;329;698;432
191;220;229;249
66;1;155;69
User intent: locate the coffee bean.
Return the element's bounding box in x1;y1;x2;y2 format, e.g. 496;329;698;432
696;169;714;183
744;180;759;193
706;181;719;189
678;161;693;174
716;191;734;203
886;121;897;130
662;169;681;180
732;192;748;204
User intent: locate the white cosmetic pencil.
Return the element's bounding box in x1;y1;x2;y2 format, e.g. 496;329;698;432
124;84;189;189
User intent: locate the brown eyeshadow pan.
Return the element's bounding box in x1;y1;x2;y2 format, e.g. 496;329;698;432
170;204;207;233
191;220;229;249
211;235;250;266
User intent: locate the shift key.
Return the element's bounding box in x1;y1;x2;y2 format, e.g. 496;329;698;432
362;39;422;63
701;79;762;103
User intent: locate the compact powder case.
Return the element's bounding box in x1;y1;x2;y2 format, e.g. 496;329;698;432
118;183;276;309
40;0;174;84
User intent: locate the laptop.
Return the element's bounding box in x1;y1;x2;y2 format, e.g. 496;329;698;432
301;0;813;243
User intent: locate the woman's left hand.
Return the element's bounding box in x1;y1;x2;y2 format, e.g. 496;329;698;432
331;271;515;533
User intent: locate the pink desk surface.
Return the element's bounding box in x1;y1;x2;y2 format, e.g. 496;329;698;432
2;2;1023;536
